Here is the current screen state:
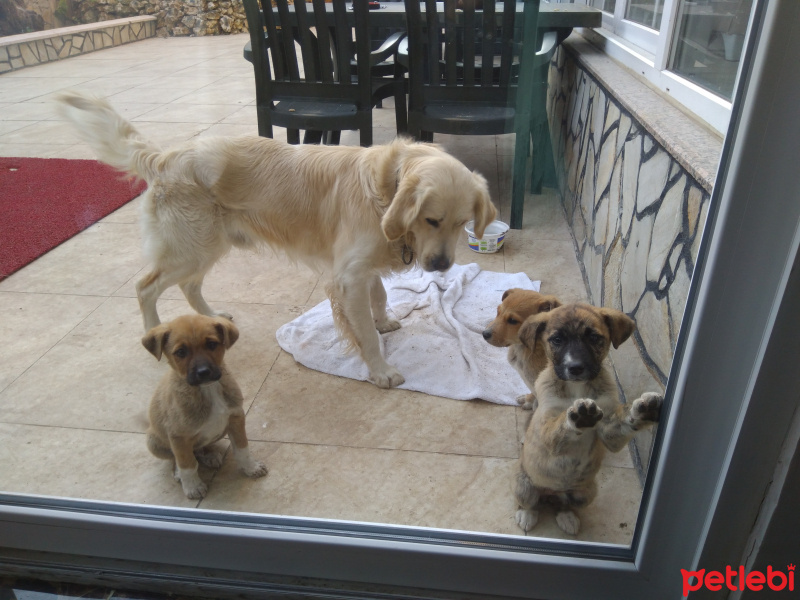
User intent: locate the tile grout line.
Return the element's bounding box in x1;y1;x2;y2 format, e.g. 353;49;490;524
0;292;116;396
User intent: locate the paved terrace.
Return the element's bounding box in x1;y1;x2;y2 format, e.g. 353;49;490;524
0;33;641;544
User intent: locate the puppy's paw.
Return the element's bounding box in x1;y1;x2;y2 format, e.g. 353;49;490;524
555;510;581;535
567;399;603;430
629;392;663;427
178;469;207;499
516;393;537;411
242;460;268;478
370;365;405;389
184;482;208;500
375;318;401;334
515;509;539;532
196;450;224;469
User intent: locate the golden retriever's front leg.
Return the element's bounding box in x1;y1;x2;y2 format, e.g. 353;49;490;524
369;275;400;333
332;270;405;389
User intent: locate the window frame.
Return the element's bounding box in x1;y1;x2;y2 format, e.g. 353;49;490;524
558;0;753;134
1;1;798;597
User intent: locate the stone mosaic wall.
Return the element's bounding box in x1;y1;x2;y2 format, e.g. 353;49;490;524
19;0;247;37
546;45;712;468
0;16;155;73
71;0;247;37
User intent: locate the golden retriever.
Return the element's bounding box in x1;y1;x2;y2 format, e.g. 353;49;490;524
482;288;561;409
513;303;663;535
56;91;496;388
142;314;267;499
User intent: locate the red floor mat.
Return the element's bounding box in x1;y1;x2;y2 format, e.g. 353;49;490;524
0;157;146;280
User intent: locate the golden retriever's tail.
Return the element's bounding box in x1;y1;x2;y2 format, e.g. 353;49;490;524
55;91;163;182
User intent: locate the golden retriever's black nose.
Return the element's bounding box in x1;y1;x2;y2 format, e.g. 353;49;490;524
431;256;451;271
482;330;492;340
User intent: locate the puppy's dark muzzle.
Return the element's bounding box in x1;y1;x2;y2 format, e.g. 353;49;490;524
187;360;222;386
555;361;599;382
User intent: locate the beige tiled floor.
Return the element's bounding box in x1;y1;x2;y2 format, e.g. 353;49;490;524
0;33;642;544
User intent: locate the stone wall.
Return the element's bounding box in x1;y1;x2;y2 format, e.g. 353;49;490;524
546;42;713;470
19;0;247;36
0;15;155;72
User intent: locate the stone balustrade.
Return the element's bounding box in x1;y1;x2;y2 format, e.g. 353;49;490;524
0;15;155;73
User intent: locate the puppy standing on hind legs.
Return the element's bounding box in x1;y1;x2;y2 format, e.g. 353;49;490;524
511;303;663;535
142;314;267;499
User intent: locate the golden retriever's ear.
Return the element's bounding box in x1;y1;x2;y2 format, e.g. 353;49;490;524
213;318;239;349
471;172;496;240
538;295;562;313
501;288;516;301
382;174;421;241
518;313;549;351
598;308;636;348
142;324;171;361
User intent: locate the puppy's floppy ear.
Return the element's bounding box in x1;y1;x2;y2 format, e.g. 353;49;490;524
470;172;496;240
213;318;239;349
142;323;171;361
598;308;636;349
518;312;549;351
382;173;421;241
538;294;562;313
501;288;519;301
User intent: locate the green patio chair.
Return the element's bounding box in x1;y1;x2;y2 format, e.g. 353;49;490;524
243;0;407;146
403;0;552;229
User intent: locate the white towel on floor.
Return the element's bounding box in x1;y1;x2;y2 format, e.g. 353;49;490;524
275;263;539;405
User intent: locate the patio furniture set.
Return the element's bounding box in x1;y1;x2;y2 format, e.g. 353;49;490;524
242;0;600;229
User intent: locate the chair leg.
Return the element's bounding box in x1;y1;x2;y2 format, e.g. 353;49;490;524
257;106;273;138
303;130;323;144
329;131;342;145
530;124;544;196
394;84;408;136
287;129;301;145
510;127;531;230
359;126;372;148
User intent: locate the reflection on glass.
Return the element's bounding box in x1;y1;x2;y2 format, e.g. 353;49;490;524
547;0;617;15
625;0;664;29
670;0;753;101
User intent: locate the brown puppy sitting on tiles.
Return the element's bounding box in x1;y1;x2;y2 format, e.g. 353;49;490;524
142;314;267;499
482;289;561;409
513;303;662;535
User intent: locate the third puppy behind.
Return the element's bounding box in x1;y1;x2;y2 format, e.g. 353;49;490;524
482;288;561;408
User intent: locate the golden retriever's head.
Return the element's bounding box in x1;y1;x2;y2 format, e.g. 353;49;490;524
381;147;496;272
518;303;635;382
142;315;239;386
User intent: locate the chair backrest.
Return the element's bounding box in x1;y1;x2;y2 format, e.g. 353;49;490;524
244;0;373;107
404;0;541;107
